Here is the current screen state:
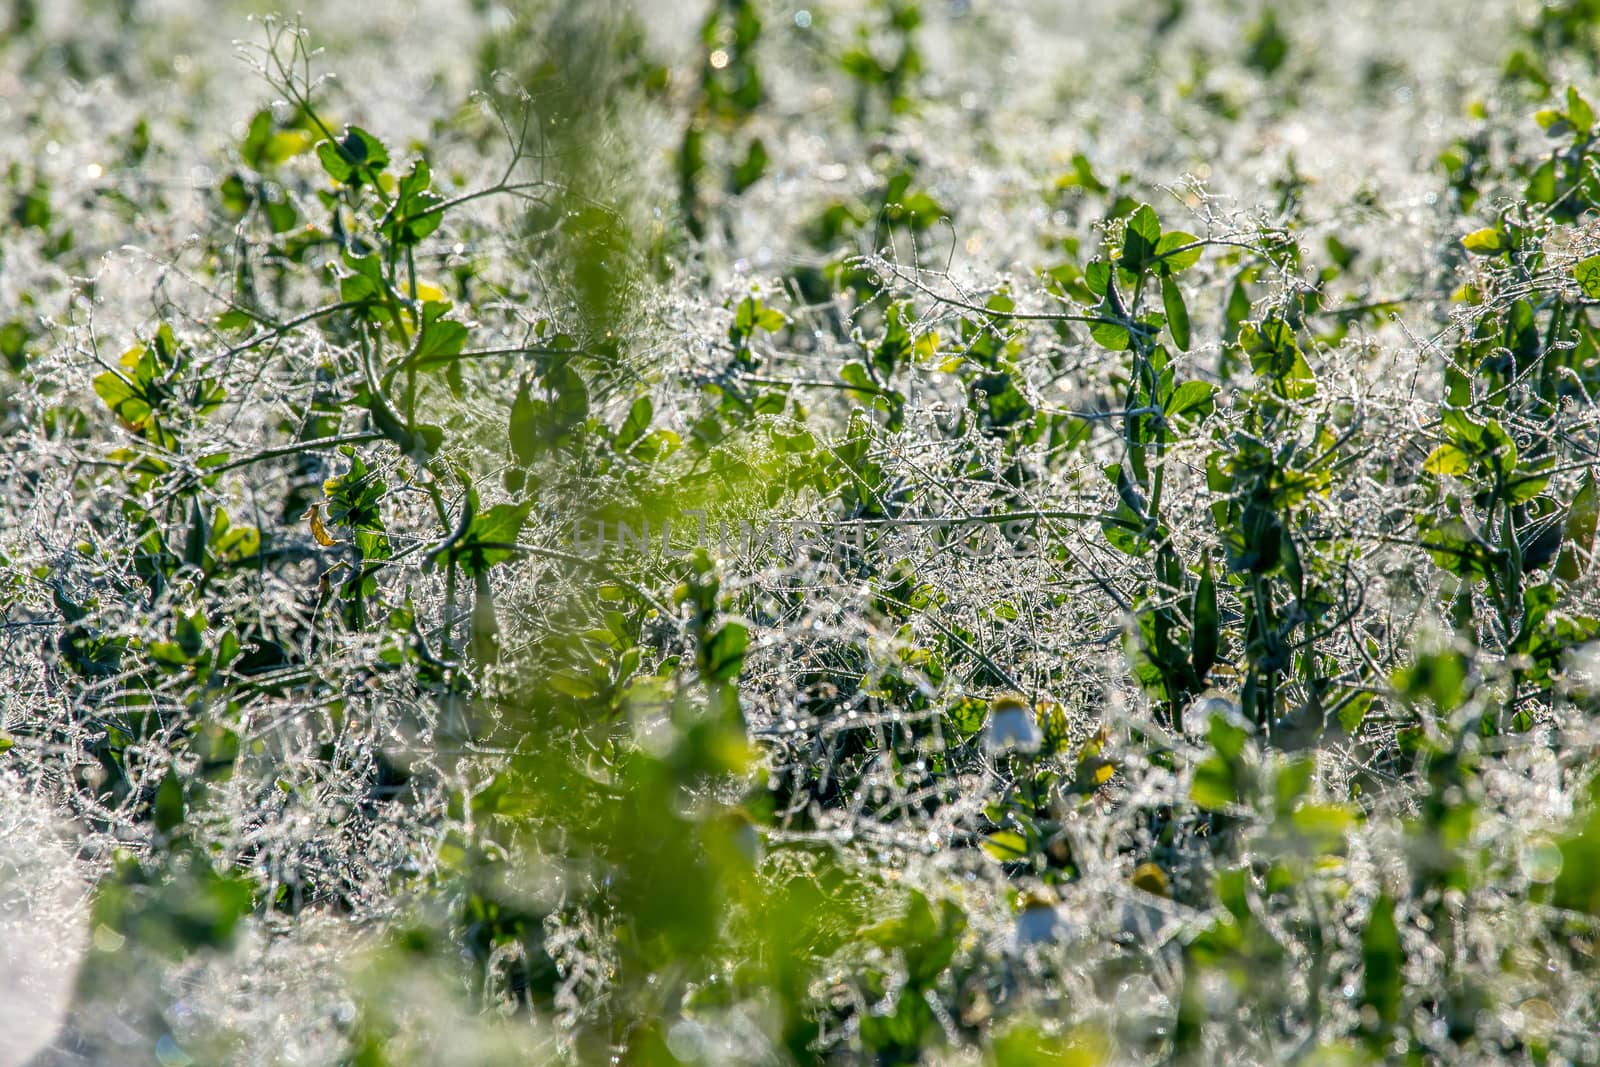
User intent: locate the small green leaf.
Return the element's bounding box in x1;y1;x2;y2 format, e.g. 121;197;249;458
546;362;590;435
1360;895;1403;1042
1461;227;1506;255
1164;380;1214;424
615;395;654;453
1554;775;1600;915
1091;318;1132;351
1128;203;1162;245
315;126;390;186
1567;86;1595;135
385;159;444;245
839;360;877;398
408;302;469;370
1558;470;1599;581
980;830;1029;861
153;770;185;834
1155;231;1202;273
1191;756;1237;811
449;502;532;577
1423;443;1472;477
1535;107;1569;134
93;371;148;426
175;610;206;660
1574;255;1600;299
1289;803;1357;846
1224;278;1251;341
702;620;750;683
1191;551;1218;680
1337;690;1376;734
548;669;599;699
1084;260;1111;297
1238;318;1315;398
1162;274;1191;351
510;378;542;467
1120;204;1162;271
730;137;768;194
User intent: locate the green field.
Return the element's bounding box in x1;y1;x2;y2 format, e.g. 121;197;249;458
5;2;1600;1063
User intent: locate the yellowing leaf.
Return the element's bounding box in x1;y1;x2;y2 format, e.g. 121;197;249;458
1424;443;1472;477
1461;227;1507;255
1131;862;1170;897
264;129;313;163
981;830;1029;861
302;503;338;547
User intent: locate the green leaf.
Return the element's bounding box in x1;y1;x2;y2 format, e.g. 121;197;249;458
1419;519;1498;581
615;395;654;453
1526;159;1558;204
93;370;149;426
1507;467;1551;503
1164;380;1214;424
546;362;590;434
1442;406;1486;447
1238;318;1315;398
1568;86;1595;135
1191;756;1237;811
338;251;390;311
1536;107;1569;134
980;831;1029;862
1191;551;1218;679
449;502;531;577
1337;690;1376;734
1224;278;1251;342
315;126;390;186
1090;318;1131;351
1394;646;1470;710
1289;804;1357;852
175;610;206;660
839;360;877;398
1461;227;1506;255
385;159;444;245
1360;894;1403;1041
548;669;598;699
510;377;542;466
631;429;681;462
1558;470;1599;581
1273;758;1315;813
702;620;750;683
407;302;469;370
153;770;185;834
1574;255;1600;299
324;456;393;563
731;137;768;194
1162;274;1191;351
1128;203;1161;245
1154;231;1202;273
1423;443;1472;476
1554;775;1600;915
1120;204;1161;271
1084;260;1111;297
